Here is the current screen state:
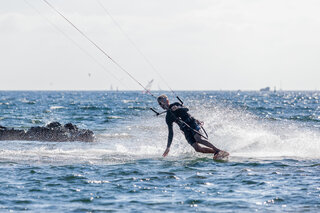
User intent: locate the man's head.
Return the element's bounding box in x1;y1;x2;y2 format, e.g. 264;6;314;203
157;94;169;110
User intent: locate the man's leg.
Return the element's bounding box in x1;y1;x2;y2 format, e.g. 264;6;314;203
192;142;216;153
185;130;218;154
194;134;220;153
192;133;229;159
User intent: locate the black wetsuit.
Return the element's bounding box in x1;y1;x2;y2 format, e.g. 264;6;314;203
165;102;200;147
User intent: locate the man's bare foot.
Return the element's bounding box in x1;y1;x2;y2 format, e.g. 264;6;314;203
213;150;229;160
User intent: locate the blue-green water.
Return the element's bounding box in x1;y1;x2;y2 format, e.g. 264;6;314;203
0;91;319;212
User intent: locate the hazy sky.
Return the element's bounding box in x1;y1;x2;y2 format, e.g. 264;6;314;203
1;0;320;90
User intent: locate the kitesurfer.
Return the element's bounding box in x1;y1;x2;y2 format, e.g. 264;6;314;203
157;94;229;159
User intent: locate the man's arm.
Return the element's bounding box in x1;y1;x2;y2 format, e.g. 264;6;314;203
163;124;174;157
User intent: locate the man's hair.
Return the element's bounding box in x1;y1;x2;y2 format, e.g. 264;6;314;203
157;94;168;103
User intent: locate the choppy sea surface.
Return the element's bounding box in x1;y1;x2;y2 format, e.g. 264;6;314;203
0;91;319;212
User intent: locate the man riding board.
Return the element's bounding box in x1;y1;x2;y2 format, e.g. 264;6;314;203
157;95;229;160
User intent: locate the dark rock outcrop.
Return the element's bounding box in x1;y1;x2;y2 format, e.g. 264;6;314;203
0;122;94;142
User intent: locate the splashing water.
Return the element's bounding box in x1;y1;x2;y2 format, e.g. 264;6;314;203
0;91;319;212
1;91;320;164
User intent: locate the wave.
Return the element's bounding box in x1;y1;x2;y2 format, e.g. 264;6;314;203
0;141;139;165
0;105;319;165
286;115;320;123
50;106;65;110
79;106;112;111
19;98;36;105
98;105;320;160
196;106;320;159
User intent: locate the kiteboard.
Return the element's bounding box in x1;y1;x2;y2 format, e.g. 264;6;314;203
213;150;229;160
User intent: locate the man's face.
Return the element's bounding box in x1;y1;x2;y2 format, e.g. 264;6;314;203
158;99;169;110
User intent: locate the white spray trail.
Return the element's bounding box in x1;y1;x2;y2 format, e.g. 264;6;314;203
1;106;319;165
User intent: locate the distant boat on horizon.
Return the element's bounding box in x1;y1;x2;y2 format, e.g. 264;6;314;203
260;87;270;92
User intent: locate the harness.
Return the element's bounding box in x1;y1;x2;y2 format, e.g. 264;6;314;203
150;98;209;140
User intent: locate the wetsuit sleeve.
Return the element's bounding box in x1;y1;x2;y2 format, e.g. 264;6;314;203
167;123;174;148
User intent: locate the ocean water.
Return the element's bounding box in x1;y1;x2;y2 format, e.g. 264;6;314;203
0;90;319;212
